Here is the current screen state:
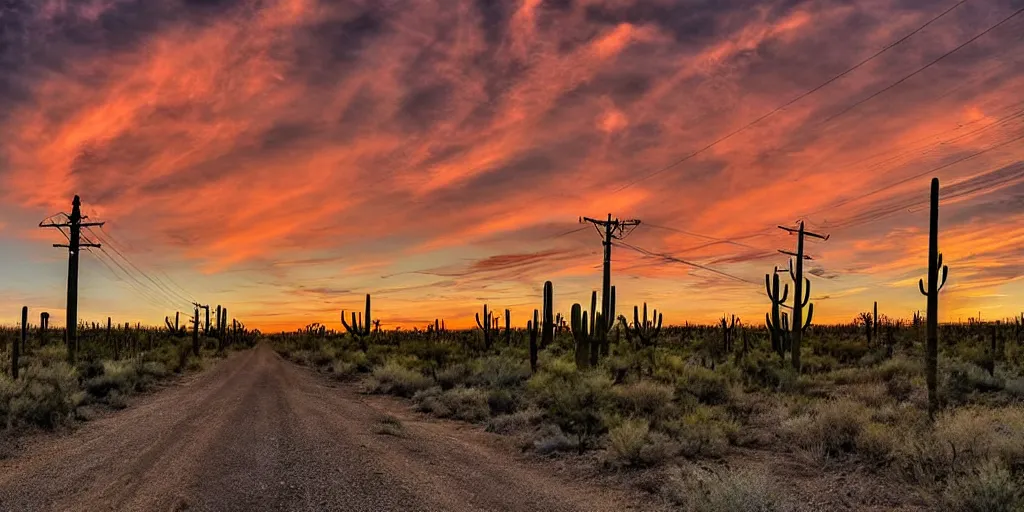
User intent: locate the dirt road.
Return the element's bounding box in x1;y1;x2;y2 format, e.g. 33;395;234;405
0;345;659;512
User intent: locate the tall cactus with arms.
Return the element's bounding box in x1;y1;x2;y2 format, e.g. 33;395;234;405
919;178;948;419
765;267;789;360
476;304;494;350
342;294;372;351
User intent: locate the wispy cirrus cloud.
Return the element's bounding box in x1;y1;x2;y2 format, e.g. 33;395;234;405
1;0;1022;330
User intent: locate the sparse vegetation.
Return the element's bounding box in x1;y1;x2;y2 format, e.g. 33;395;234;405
0;320;251;433
271;296;1024;510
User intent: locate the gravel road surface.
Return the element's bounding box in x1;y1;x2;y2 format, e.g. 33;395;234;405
0;345;660;512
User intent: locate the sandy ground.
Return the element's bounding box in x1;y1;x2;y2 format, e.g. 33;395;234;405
0;344;665;512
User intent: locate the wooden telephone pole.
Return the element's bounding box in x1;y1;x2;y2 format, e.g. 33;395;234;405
580;214;640;357
777;221;828;371
40;195;104;362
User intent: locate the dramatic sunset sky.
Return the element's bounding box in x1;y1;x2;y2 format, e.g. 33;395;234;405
0;0;1022;331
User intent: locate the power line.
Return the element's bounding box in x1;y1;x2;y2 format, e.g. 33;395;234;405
803;130;1024;221
85;226;195;306
613;240;759;285
643;223;772;252
612;0;972;192
822;5;1024;124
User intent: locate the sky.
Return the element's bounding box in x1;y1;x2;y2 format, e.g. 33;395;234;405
0;0;1022;332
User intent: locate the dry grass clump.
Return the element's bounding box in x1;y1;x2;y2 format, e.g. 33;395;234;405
603;418;678;468
363;362;434;398
661;464;789;512
373;414;406;437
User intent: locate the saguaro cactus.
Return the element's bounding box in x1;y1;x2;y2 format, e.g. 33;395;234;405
504;309;512;346
342;294;373;350
14;306;26;380
528;309;539;374
918;177;948;420
570;303;593;370
39;311;49;346
873;301;879;341
475;304;493;350
542;281;554;349
720;314;737;355
627;303;663;348
192;307;200;356
788;259;814;369
598;286;616;359
765;268;789;360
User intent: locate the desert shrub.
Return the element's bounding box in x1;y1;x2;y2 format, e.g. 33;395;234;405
855;422;899;464
782;399;868;460
801;354;839;374
893;406;1024;486
107;390;129;410
415;387;490;422
327;359;358;380
0;362;84;429
436;363;472;390
139;361;170;379
613;381;676;425
365;362;434;398
943;462;1023;512
486;388;520;415
676;366;731;405
310;345;336;367
943;362;1003;404
83;361;139;398
486;408;544;435
531;423;578;454
528;363;613;451
468;355;532;389
663;465;787;512
373;414;405;437
876;356;923;381
604;419;678;468
885;374;915;402
664;406;736;459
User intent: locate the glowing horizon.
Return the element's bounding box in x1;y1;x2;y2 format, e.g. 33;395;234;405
1;0;1022;332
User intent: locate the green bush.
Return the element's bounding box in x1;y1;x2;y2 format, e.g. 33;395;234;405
0;363;84;429
613;381;676;426
528;364;613;451
415;387;490;422
364;362;434;398
468;356;531;389
436;363;472;390
604;419;678;468
486;408;543;435
677;366;731;405
943;462;1023;512
663;466;786;512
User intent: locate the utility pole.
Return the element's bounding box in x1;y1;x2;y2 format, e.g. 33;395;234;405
40;195;104;362
580;214;640;357
777;221;828;371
